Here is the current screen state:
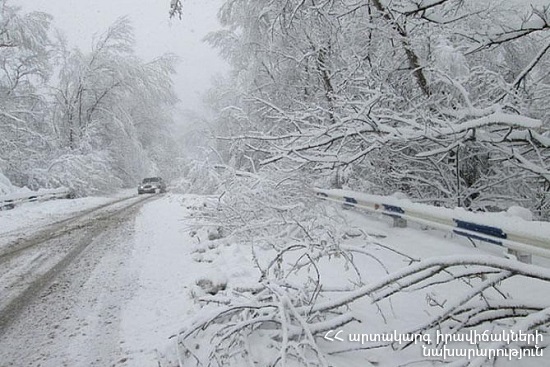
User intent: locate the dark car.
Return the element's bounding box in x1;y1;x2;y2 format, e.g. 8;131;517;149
138;177;167;194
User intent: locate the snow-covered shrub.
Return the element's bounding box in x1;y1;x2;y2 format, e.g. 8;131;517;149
174;170;384;365
29;152;123;196
195;272;228;296
189;226;225;246
172;160;222;195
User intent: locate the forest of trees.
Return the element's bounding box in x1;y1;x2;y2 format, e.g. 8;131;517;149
0;1;180;195
4;0;549;213
172;0;550;219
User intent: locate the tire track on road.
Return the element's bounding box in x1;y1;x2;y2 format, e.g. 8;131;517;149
0;194;146;260
0;194;161;335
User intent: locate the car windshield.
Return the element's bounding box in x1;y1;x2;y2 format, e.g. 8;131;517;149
142;177;161;183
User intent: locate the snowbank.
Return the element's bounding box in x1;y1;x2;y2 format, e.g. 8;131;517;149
0;189;134;238
0;187;67;202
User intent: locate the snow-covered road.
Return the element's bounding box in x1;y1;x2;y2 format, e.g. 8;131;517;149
0;193;208;366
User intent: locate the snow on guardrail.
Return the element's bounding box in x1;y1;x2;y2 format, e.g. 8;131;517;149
0;188;73;211
314;188;550;261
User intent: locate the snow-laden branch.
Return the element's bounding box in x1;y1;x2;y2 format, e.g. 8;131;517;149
308;255;550;313
434;113;541;136
467;6;550;54
512;37;550;89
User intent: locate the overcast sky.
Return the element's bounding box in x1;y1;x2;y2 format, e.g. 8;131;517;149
17;0;228;121
15;0;549;120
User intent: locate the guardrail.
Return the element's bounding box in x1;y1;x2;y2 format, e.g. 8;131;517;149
0;188;73;211
314;188;550;263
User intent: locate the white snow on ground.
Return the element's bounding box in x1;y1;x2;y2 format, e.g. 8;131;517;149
119;194;200;364
0;187;64;202
114;194;550;366
166;198;550;366
118;193;260;365
0;189;136;237
2;193;549;366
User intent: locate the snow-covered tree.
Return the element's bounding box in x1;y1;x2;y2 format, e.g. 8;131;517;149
200;0;550;216
166;2;550;366
1;5;181;195
44;20;177;194
0;0;53;187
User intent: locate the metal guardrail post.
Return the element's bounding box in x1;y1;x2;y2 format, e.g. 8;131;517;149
0;188;72;211
314;188;550;261
508;249;533;264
